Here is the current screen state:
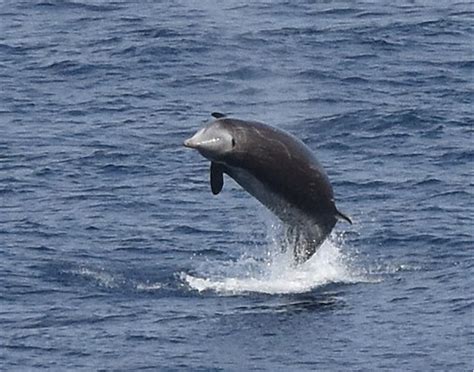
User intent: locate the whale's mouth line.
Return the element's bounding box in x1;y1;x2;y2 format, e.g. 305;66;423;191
184;137;220;149
183;138;196;148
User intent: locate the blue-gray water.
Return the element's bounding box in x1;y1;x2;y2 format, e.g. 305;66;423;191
1;1;473;370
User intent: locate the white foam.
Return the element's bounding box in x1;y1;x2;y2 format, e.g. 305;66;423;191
183;236;364;295
67;266;163;292
135;281;162;291
70;267;121;289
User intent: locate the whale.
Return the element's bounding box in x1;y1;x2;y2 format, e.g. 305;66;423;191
184;112;351;263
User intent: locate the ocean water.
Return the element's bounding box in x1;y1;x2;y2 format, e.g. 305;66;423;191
1;1;473;370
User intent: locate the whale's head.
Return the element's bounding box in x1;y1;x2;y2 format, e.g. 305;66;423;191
184;119;236;162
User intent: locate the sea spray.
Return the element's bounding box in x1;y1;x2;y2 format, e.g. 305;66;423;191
183;231;361;295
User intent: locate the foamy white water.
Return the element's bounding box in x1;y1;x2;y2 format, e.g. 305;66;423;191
184;236;365;295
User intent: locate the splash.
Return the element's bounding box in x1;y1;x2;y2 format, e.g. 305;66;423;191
63;266;162;292
183;233;364;295
70;266;121;289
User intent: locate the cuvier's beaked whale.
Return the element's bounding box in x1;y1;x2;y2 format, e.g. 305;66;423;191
184;112;352;263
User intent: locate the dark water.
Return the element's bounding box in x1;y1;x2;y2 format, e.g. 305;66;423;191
1;1;473;370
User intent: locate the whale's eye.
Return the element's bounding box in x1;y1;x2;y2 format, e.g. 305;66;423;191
231;138;236;148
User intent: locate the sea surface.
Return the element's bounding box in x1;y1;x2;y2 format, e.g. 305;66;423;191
1;1;473;370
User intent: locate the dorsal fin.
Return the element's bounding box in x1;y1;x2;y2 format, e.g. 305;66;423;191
211;112;226;119
210;162;224;195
